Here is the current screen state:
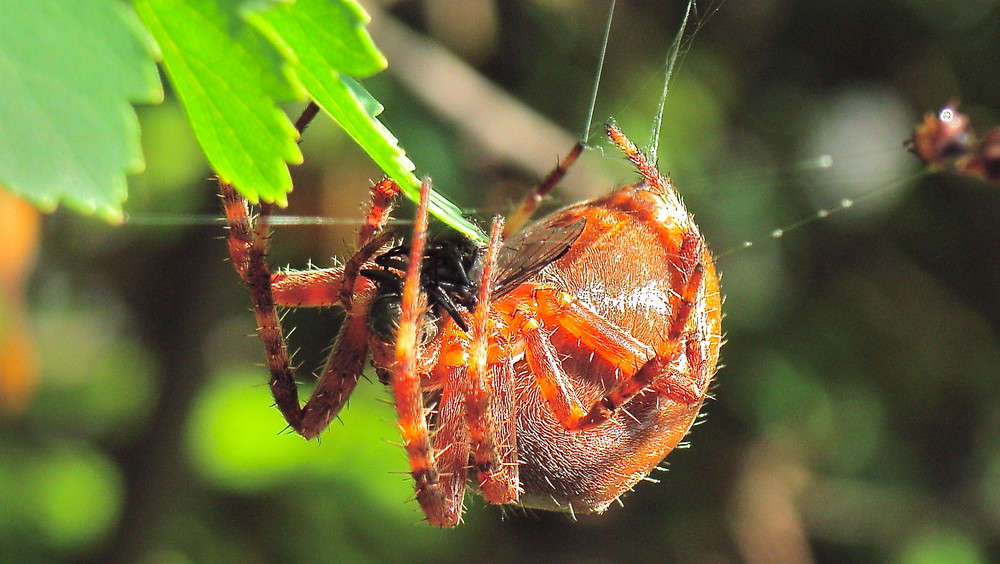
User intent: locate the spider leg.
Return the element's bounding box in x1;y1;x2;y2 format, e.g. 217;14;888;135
520;321;588;428
221;177;393;439
391;178;452;524
221;181;303;429
464;218;520;504
295;293;373;438
270;268;344;308
504;142;585;237
605;122;665;195
426;363;470;526
529;287;655;372
512;298;655;430
267;230;391;309
357;178;400;249
576;232;708;429
505;231;707;431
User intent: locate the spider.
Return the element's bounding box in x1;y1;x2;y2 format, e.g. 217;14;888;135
221;121;722;527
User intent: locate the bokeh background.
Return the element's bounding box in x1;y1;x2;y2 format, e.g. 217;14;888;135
2;0;1000;562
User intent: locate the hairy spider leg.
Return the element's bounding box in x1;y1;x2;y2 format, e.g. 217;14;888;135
504;142;585;237
221;181;302;429
391;178;451;522
355;179;401;263
424;360;470;526
577;233;708;428
421;216;521;527
491;123;714;431
221;177;398;439
573;122;712;428
463;218;520;504
506;287;655;429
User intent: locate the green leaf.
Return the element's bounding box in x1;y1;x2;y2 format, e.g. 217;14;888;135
0;0;162;222
0;0;480;238
253;0;486;242
256;0;386;78
134;0;305;206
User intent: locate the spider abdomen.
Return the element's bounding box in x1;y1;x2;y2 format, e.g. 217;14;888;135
495;183;723;513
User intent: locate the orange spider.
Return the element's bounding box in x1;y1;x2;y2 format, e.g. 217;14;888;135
221;120;722;526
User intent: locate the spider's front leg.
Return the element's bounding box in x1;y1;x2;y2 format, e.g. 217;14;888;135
391;180;520;526
390;178;451;522
221;181;305;430
463;218;520;505
220;179;397;439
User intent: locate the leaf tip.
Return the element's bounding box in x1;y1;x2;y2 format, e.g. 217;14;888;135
96;204;126;225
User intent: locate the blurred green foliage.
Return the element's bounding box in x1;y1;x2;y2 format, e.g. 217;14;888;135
2;0;1000;562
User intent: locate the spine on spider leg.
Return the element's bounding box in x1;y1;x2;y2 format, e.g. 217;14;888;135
219;181;303;429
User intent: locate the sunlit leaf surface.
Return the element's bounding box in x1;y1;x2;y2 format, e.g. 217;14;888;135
0;0;162;221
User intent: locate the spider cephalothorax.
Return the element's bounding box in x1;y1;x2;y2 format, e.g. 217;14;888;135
362;235;486;339
222;122;722;526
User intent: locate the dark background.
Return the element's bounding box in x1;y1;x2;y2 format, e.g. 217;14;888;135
2;0;999;562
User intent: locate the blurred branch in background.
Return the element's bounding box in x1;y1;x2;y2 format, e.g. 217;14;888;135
367;2;616;201
731;434;814;564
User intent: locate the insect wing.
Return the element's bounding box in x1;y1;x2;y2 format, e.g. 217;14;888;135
493;218;586;297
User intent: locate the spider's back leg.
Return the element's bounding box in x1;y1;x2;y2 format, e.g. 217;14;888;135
504;142;584;237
